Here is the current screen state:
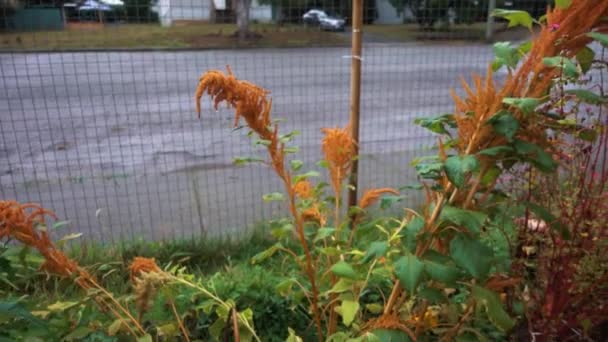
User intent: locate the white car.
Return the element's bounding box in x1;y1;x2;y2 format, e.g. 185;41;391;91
302;9;346;31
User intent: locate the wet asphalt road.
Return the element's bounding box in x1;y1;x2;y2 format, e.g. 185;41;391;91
0;42;496;241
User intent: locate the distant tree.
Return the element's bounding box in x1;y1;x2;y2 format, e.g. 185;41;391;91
234;0;251;40
123;0;158;23
389;0;484;27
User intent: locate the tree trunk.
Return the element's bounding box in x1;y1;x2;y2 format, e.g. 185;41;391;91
235;0;251;41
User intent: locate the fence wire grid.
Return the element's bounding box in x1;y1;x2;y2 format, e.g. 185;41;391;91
1;0;543;241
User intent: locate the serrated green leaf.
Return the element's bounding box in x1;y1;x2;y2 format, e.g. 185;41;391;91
331;261;359;280
414;114;456;136
262;192;284;202
340;299;359;326
440;205;487;234
472;285;516;332
588;32;608;47
492;9;533;30
450;234;494;280
444;155;480;188
576;47;595;74
415;162;444;180
487;110;519;142
418;287;448;304
362;241;389;263
369;329;413;342
293;171;320;183
380;195;405;210
502;97;541;115
394;254;425;293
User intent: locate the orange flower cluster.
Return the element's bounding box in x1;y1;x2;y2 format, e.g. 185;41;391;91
129;257;161;281
451;0;608;155
321;125;357;196
358;188;399;209
0;200;91;287
293;180;313;199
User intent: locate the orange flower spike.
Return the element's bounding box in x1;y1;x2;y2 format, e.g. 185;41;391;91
321;125;357;194
129;257;161;281
301;206;327;226
358;188;400;209
293;180;313;199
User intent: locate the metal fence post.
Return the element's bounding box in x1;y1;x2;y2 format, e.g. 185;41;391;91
486;0;496;42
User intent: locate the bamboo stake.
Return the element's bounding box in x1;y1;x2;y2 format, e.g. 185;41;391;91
347;0;364;211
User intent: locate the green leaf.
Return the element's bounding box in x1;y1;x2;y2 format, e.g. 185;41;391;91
543;56;579;78
513;140;557;172
47;301;79;312
472;285;516;332
587;32;608;47
566;89;607;105
369;329;413;342
255;139;272;146
492;9;533;30
440;206;487;234
331;261;359;280
444;155;480;188
362;241;389;263
450;234;494;280
287;328;304;342
380;195;405;210
414;114;456;136
284;146;299;154
422;250;462;284
555;0;571;9
107;319;123;336
276;278;297;296
0;300;47;328
251;242;283;264
262;192;284;202
517;41;532;55
578;128;598;142
415;162;444;180
403;217;424;253
418;287;448;304
576;47;595;74
340;298;360;326
51;220;71;230
137;335;153;342
492;42;520;70
290;159;304;171
328;278;354;294
478;146;514;156
57;233;82;247
502;97;541;115
487;111;519;142
233;157;265;166
365;303;384;314
293;171;320;183
315;227;336;242
394;254;425;293
280;130;300;143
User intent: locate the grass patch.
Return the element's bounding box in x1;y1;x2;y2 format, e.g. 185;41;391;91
0;22;349;51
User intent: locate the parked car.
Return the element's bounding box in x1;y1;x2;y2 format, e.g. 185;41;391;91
302;9;346;31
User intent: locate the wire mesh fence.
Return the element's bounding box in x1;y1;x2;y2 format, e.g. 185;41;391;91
1;0;541;241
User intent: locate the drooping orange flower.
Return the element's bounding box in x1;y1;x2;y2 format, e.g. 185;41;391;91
358;188;399;209
293;180;313;199
0;200;90;285
321;125;357;196
129;257;161;281
301;205;326;226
